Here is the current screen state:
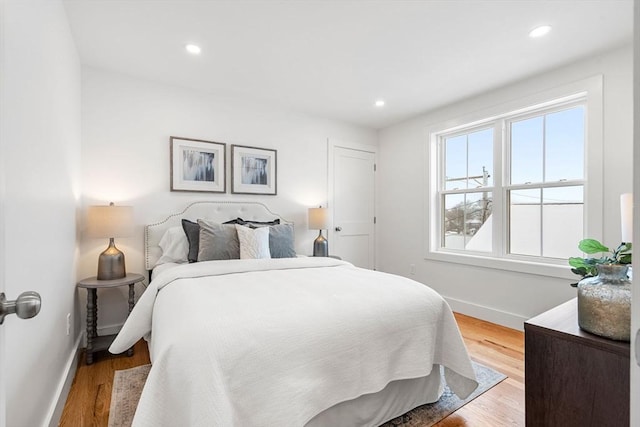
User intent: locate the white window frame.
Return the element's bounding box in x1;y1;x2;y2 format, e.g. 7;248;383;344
425;76;603;279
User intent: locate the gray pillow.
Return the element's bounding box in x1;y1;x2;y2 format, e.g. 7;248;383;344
197;219;240;261
181;219;200;263
268;223;296;258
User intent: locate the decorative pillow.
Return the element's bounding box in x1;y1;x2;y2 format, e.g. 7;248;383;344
236;218;280;227
268;223;296;258
197;220;240;261
156;226;189;265
235;224;271;259
181;219;200;263
182;218;239;262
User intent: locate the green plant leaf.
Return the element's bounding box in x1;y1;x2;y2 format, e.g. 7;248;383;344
578;239;610;254
568;257;586;268
618;247;632;257
619;254;632;264
570;267;588;277
617;242;632;253
583;257;604;266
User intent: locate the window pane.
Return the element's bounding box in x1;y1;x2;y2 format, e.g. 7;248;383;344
542;186;583;258
443;193;492;252
444;135;467;190
464;191;492;252
509;189;541;256
511;116;543;184
443;194;465;249
545;107;584;182
468;128;493;188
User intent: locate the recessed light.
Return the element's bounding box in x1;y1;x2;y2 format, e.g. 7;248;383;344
529;25;552;38
374;100;385;107
185;44;202;55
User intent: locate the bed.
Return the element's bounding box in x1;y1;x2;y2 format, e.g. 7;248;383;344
109;201;478;426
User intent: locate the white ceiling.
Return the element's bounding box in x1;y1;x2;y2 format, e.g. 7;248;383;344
63;0;633;129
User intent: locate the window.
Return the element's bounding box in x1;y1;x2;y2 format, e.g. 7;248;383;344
429;85;601;274
442;127;494;253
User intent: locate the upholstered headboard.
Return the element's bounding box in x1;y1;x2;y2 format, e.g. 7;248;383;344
145;201;292;270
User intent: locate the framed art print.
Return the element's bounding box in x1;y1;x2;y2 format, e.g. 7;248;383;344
231;145;277;195
170;136;226;193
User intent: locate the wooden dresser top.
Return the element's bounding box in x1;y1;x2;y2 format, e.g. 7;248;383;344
525;297;629;357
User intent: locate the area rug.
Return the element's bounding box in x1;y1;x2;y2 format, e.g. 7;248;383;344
380;361;507;426
107;364;151;427
108;361;506;427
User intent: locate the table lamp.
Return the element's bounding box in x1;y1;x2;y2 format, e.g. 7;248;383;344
309;206;329;257
87;202;133;280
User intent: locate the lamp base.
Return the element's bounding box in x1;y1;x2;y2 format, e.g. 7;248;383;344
97;238;126;280
313;231;328;257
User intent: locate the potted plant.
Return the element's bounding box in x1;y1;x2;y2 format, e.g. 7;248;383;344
568;239;632;341
568;239;632;286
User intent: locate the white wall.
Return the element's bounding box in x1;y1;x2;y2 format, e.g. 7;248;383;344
1;1;82;426
377;46;633;329
80;67;377;330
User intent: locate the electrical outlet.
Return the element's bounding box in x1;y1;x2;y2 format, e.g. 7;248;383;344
66;313;71;336
410;264;416;275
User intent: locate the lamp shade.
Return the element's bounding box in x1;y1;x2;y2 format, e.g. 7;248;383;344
621;193;633;243
87;204;134;238
308;207;329;230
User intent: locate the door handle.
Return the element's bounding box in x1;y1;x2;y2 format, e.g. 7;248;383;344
0;291;41;324
335;226;342;232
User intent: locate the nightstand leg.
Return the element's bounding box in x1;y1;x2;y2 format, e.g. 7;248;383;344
92;290;98;338
127;283;135;357
86;288;97;365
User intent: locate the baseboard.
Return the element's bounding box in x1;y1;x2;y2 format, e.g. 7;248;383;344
444;296;528;331
45;332;83;427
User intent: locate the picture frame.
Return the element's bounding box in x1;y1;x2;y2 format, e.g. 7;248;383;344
231;145;277;195
170;136;226;193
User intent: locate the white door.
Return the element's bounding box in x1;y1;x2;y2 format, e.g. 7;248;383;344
631;2;640;422
329;141;376;269
0;117;5;427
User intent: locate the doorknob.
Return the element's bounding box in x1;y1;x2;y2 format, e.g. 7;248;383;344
335;226;342;232
0;291;41;324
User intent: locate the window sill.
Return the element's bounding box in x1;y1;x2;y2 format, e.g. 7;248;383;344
424;250;576;280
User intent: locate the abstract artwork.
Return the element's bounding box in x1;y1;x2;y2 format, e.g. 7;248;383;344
170;137;226;193
231;145;277;195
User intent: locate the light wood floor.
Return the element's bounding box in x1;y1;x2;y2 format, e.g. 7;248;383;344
437;313;525;427
59;340;151;427
59;313;524;426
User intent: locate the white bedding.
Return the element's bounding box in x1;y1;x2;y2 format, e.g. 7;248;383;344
150;261;182;280
110;257;478;426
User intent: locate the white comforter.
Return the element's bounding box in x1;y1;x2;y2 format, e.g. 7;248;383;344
110;257;478;426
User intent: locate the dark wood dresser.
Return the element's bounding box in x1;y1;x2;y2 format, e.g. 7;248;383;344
524;298;629;427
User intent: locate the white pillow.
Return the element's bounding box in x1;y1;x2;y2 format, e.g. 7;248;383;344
156;226;189;266
235;224;271;259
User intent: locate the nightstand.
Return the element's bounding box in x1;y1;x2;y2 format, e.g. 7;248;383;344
525;298;629;426
77;273;145;365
